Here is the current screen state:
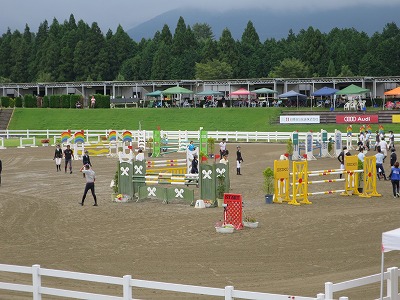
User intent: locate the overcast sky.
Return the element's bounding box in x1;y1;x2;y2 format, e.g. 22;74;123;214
2;0;399;34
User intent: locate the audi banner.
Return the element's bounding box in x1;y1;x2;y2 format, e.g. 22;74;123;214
336;115;379;124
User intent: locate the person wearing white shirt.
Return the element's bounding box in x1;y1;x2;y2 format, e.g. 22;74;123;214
357;147;365;162
378;138;388;159
136;148;144;161
375;148;387;180
219;138;227;157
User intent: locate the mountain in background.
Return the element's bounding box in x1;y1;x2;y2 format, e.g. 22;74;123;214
127;4;400;41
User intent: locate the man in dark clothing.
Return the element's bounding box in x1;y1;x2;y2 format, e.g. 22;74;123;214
390;148;397;167
82;150;92;178
64;145;74;174
0;159;2;186
236;146;244;175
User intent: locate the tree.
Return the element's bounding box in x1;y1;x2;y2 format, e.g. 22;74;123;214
195;59;233;80
326;59;336;77
337;65;354;77
192;23;214;42
269;58;309;78
151;41;172;80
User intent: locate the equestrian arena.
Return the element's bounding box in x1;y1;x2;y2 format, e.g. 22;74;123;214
0;142;399;299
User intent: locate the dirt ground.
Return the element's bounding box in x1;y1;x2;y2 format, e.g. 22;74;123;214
0;143;400;300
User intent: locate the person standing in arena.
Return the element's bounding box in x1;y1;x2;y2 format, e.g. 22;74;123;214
79;164;98;206
64;144;74;174
236;145;244;175
0;158;2;186
219;138;227;157
53;144;63;172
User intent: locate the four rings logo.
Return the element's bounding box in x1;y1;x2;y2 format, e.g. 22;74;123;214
277;167;288;172
344;116;356;122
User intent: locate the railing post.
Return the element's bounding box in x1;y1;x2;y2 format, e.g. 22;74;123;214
387;267;398;300
46;129;49;139
32;264;41;300
123;275;132;300
27;129;30;138
316;293;325;300
325;282;333;300
224;285;233;300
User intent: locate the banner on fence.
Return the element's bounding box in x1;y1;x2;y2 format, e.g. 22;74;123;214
280;116;320;124
336;115;378;124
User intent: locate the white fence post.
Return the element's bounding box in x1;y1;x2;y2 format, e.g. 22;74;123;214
224;285;233;300
316;293;325;300
32;264;41;300
325;282;333;300
387;267;398;300
123;275;132;300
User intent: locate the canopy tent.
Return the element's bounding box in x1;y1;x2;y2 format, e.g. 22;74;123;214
251;88;278;106
196;90;224;96
335;84;370;95
229;88;253;96
251;88;278;94
312;86;338;96
380;228;400;299
384;86;400;96
312;87;339;110
278;90;307;109
146;90;163;97
162;86;194;107
162;86;194;95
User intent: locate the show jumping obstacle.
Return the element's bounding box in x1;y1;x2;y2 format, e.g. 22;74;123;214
274;155;381;205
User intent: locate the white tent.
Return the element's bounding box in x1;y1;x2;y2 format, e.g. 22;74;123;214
381;228;400;299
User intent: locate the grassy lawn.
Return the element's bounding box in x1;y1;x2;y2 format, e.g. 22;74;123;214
6;107;400;133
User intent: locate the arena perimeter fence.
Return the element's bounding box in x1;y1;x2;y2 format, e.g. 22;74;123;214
1;129;399;144
1;264;400;299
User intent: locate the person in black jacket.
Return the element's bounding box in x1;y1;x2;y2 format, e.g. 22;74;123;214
337;146;351;179
82;150;92;177
63;145;74;174
53;144;63;172
0;158;2;186
236;146;244;175
390;147;397;167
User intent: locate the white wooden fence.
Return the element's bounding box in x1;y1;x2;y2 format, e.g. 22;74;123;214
0;129;397;144
0;264;323;300
1;264;400;299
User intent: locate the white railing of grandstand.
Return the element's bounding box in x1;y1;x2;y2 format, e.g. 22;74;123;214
0;264;324;300
0;130;398;144
1;264;400;299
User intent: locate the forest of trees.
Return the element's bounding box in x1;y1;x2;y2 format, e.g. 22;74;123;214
0;14;399;83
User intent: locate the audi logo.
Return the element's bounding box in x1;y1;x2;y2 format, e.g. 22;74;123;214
344;116;357;122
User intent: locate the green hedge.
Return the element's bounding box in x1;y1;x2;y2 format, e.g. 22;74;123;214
24;95;37;108
15;97;23;107
1;97;10;107
42;96;50;108
93;94;110;108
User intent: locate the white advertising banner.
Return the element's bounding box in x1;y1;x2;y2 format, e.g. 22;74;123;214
280;115;320;124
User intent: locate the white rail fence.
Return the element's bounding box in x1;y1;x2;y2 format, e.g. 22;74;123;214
0;264;323;300
1;264;400;299
1;130;397;144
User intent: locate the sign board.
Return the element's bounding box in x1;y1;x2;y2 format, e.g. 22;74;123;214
280;115;320;124
336;115;378;124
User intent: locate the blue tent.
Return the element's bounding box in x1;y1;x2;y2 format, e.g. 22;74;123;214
312;86;338;96
278;90;306;98
278;90;307;109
